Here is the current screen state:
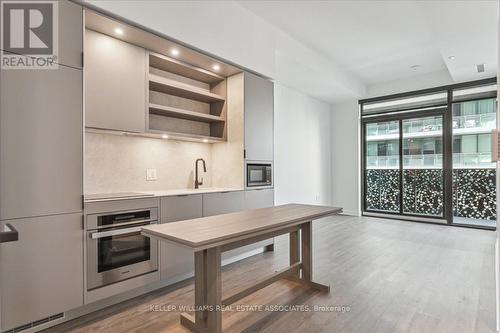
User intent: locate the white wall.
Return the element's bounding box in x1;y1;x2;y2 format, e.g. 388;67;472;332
274;84;332;206
330;101;360;215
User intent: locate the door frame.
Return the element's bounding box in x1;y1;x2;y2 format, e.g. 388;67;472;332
361;108;447;222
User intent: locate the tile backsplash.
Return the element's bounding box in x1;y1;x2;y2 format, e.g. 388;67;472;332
85;132;212;194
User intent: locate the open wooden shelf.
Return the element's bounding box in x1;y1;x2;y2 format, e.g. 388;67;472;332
149;103;224;123
86;127;225;143
149;52;225;84
149;74;225;103
146;50;227;143
147;129;225;143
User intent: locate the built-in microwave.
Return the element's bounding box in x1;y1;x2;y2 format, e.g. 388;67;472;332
246;162;272;188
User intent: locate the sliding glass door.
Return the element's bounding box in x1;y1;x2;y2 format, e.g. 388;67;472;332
402;115;444;217
363;113;444;220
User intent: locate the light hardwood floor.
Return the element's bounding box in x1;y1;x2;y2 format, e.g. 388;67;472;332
46;215;496;333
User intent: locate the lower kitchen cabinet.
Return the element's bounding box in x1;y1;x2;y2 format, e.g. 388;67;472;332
203;190;274;262
0;213;84;331
202;191;245;216
160;195;202;282
244;189;274;209
160;190;274;284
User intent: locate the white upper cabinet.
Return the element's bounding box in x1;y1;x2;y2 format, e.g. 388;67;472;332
244;72;274;161
0;67;83;220
84;30;146;133
58;1;84;69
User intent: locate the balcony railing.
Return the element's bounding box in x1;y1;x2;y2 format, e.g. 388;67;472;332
453;152;495;168
366;152;495;169
452;113;496;131
403;120;442;135
366;155;399;169
366;113;496;137
404;154;442;168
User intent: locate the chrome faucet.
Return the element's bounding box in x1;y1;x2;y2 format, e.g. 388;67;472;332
195;158;206;189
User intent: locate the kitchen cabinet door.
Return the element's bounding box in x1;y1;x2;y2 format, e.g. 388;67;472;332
85;30;146;133
0;66;83;220
244;189;274;210
202;191;245;216
58;0;83;68
0;213;84;331
244;72;274;162
160;195;202;283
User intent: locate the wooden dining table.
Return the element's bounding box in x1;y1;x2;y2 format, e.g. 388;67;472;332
141;203;342;333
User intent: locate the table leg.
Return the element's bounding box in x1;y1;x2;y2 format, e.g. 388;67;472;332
298;221;329;292
301;222;312;281
289;229;300;278
194;250;207;327
206;246;222;333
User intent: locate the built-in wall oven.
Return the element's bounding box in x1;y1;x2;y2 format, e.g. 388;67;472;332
246;162;273;188
86;208;158;290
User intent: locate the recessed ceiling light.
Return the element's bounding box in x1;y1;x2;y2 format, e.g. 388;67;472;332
114;28;124;36
410;64;421;70
161;134;169;139
171;49;179;56
203;138;209;143
212;64;220;71
448;55;456;60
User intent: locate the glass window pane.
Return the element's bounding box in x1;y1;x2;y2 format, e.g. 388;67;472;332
402;115;443;217
365;120;400;213
478;134;491;152
452;98;497;227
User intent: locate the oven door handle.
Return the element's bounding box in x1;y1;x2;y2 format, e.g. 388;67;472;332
93;219;157;230
89;226;144;239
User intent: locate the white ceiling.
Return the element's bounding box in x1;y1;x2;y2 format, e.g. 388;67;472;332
238;0;498;97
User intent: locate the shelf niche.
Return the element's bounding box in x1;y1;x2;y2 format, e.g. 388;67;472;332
146;52;227;142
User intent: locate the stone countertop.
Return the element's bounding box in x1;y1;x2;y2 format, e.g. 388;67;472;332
84;187;243;203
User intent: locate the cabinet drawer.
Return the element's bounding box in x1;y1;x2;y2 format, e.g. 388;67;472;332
244;189;274;210
202;191;245;216
160;194;202;223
